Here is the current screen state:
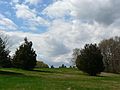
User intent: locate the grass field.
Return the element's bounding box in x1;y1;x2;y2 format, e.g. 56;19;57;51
0;68;120;90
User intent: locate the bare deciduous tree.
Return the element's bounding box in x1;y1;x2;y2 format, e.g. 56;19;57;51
99;36;120;73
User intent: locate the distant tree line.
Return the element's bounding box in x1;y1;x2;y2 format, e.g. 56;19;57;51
59;64;66;68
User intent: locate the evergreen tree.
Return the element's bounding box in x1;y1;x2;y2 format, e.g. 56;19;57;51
0;37;12;68
51;65;54;68
61;64;65;68
69;66;72;68
13;38;37;70
76;44;104;76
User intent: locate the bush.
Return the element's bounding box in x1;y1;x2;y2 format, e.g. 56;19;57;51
76;44;104;76
36;61;49;68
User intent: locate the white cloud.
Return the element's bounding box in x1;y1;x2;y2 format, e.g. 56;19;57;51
15;4;49;30
1;0;120;66
43;0;73;18
25;0;42;5
2;18;119;66
15;4;35;19
0;13;17;30
43;0;120;26
12;0;19;3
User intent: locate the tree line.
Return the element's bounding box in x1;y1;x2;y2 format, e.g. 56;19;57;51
0;35;49;70
0;33;120;75
73;36;120;75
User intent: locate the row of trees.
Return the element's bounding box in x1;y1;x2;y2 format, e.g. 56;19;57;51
50;65;76;68
0;35;37;70
73;36;120;75
0;34;70;70
0;33;119;74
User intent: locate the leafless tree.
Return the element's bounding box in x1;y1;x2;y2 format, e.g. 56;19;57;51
71;48;80;65
99;36;120;73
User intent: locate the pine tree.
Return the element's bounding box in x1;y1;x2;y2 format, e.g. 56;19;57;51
76;44;104;76
51;65;54;68
0;37;11;68
13;38;37;70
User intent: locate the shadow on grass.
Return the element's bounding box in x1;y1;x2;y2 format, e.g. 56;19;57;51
0;71;25;76
32;69;59;74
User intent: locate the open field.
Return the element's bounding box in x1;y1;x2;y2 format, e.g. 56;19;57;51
0;68;120;90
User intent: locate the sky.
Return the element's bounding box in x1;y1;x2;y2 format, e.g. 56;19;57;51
0;0;120;67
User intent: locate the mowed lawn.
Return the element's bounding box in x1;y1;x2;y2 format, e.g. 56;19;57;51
0;68;120;90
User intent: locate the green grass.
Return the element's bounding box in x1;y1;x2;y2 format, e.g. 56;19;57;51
0;68;120;90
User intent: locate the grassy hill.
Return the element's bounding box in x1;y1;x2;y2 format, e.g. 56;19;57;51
0;68;120;90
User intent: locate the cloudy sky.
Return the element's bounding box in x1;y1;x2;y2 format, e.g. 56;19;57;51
0;0;120;66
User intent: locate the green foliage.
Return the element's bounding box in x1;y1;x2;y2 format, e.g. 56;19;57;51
76;44;104;76
36;61;49;68
0;37;12;68
12;38;37;70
